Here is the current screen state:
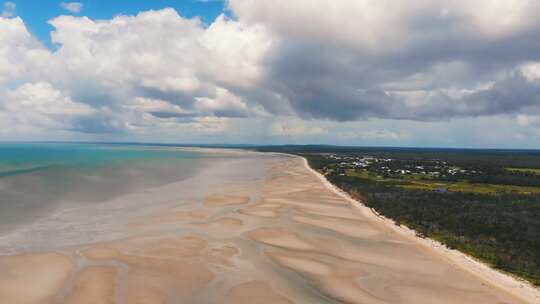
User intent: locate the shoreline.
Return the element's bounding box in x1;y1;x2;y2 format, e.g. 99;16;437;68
0;150;260;255
300;155;540;303
0;149;537;303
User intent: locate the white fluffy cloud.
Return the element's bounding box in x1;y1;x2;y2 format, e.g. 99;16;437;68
1;2;540;146
60;2;83;13
194;88;250;117
0;9;274;139
0;17;51;84
46;9;272;114
47;9;272;92
0;82;94;134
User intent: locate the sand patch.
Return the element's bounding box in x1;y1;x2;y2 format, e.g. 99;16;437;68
132;210;210;227
123;274;170;304
142;236;207;258
292;215;381;239
267;252;333;276
204;195;250;207
224;281;294;304
245;228;314;251
121;257;215;298
302;207;367;220
64;266;117;304
207;245;240;267
238;202;283;218
257;202;282;208
82;247;124;260
239;208;279;218
319;276;388;304
80;237;216;302
267;252;387;304
210;217;243;228
0;252;73;304
267;199;356;218
391;283;507;304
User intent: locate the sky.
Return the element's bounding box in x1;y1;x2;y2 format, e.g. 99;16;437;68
1;1;540;148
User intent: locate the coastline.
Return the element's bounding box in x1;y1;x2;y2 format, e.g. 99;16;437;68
0;150;536;303
300;155;540;304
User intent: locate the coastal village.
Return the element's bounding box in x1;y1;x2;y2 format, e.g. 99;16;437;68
323;154;472;179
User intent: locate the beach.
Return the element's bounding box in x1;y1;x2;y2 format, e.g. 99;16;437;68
0;150;538;303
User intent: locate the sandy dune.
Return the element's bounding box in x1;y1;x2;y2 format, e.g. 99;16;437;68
0;153;538;303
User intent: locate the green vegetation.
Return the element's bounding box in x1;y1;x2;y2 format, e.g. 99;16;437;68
508;168;540;175
344;169;540;194
257;146;540;286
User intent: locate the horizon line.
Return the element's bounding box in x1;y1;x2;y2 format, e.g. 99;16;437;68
0;140;539;152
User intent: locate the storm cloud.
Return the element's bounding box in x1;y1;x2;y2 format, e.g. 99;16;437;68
230;0;540;121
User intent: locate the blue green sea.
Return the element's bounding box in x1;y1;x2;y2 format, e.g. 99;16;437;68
0;143;249;252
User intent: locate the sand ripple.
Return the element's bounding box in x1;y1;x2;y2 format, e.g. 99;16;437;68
0;153;535;303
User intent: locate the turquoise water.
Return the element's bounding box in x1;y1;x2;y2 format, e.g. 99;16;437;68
0;143;212;234
0;143;199;174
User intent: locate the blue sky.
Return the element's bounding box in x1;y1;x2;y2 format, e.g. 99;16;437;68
1;1;540;148
2;0;225;47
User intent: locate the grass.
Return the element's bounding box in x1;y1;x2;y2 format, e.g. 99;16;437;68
346;169;540;195
507;168;540;175
400;182;540;195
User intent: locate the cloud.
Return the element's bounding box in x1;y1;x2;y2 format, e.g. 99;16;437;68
517;114;540;127
1;3;540;146
60;2;83;13
47;9;271;104
0;82;95;134
194;88;251;117
0;9;272;138
38;9;272;136
339;130;411;141
1;1;15;17
229;0;540;121
269;120;327;137
0;17;53;84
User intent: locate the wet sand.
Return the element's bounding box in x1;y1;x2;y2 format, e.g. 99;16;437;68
0;153;538;303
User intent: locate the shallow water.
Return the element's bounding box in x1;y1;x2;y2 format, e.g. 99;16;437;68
0;143;268;253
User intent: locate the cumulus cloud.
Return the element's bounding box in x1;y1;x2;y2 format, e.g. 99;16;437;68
60;2;83;13
0;17;52;84
229;0;540;121
0;9;275;139
194;88;251;117
46;9;271;116
0;82;95;133
1;2;540;145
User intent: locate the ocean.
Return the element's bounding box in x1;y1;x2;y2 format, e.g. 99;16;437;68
0;143;267;253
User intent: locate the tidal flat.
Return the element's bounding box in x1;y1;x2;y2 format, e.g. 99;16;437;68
0;148;536;303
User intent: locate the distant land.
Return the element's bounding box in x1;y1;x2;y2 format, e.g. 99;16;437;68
16;141;540;152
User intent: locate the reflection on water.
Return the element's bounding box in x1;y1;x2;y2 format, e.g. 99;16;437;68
0;143;274;254
0;143;209;234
